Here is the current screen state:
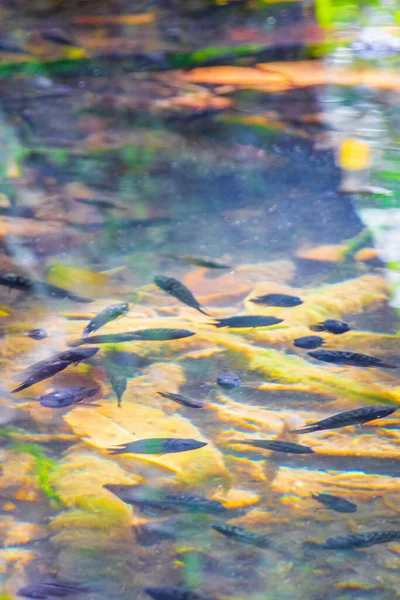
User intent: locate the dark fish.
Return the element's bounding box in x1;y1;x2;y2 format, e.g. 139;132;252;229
164;254;231;269
318;530;400;550
42;29;79;47
0;272;93;303
311;493;357;513
293;335;324;350
213;316;283;328
11;348;99;393
108;437;207;455
158;391;204;408
211;521;270;548
292;405;396;434
69;328;195;346
250;293;303;307
0;41;31;55
135;516;205;546
26;328;48;340
75;197;124;211
216;371;241;389
308;349;397;368
310;319;350;335
83;302;129;338
17;581;89;598
233;439;314;454
144;586;213;600
39;387;99;408
110;374;127;407
154;275;209;316
104;485;228;514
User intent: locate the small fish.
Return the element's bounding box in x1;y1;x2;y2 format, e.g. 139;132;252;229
233;439;314;454
164;254;231;269
158;391;204;408
0;272;93;303
17;581;89;598
83;302;129;338
216;371;241;389
135;516;205;546
213;316;283;328
308;349;397;368
75;197;125;210
154;275;209;316
108;437;207;455
311;493;357;513
11;348;99;393
292;405;396;434
110;374;127;407
25;328;48;340
211;521;270;548
144;587;213;600
104;485;227;514
42;29;79;47
39;387;99;408
318;530;400;550
250;293;303;307
69;328;195;346
0;41;31;55
310;319;350;335
293;335;324;349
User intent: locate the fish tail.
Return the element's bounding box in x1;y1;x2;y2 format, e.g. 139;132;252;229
290;426;316;434
197;307;211;316
379;362;398;369
212;321;224;328
107;448;123;455
67;339;84;347
310;324;324;332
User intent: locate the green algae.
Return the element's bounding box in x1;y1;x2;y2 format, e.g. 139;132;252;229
11;443;63;506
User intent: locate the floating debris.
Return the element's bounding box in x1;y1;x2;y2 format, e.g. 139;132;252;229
164;254;231;269
110;374;127;407
213;316;283;328
351;28;400;60
39;387;99;408
310;320;350;335
217;372;241;389
144;586;213;600
316;530;400;550
104;485;228;514
250;293;302;307
70;328;195;346
311;493;357;513
211;520;270;548
158;391;204;408
42;28;79;47
108;437;207;455
308;349;397;368
25;328;48;340
232;439;314;454
0;272;93;303
154;275;210;316
83;302;129;338
292;406;396;434
294;335;324;349
12;348;99;393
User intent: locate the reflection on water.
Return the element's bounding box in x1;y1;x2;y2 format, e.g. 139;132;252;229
0;2;399;599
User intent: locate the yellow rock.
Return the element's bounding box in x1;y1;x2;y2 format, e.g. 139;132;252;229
0;517;47;546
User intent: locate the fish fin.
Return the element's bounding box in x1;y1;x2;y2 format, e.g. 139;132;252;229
197;307;211;316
